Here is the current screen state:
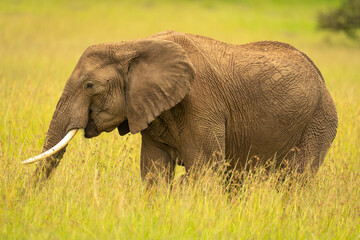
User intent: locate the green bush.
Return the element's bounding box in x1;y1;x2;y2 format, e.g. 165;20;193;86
318;0;360;38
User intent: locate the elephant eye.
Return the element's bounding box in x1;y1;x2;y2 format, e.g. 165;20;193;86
86;83;93;89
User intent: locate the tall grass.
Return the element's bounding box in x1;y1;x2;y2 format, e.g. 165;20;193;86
1;0;359;239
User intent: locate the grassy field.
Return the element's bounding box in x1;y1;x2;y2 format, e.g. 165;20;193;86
1;0;360;239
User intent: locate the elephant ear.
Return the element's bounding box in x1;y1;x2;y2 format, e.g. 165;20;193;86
125;39;195;134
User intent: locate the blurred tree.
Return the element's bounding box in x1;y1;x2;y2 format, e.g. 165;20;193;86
318;0;360;38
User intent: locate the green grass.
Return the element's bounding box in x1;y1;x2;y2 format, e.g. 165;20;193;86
1;0;360;239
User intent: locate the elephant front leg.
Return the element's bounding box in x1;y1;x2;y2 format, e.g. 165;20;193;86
140;133;175;185
181;123;227;175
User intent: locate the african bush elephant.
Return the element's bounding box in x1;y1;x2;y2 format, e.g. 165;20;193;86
24;31;338;184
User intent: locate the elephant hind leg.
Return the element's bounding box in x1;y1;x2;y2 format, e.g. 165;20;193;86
290;91;338;174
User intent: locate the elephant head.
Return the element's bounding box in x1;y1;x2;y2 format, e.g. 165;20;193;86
24;39;195;180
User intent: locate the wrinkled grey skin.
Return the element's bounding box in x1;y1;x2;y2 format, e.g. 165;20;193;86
34;31;338;184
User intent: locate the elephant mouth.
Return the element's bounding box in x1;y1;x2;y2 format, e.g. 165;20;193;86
84;118;100;138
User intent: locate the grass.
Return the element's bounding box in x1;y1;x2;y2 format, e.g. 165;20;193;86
1;0;360;239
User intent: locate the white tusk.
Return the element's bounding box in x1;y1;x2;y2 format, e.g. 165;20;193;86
22;129;78;165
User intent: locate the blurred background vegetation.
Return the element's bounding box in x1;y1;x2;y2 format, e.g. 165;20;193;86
318;0;360;38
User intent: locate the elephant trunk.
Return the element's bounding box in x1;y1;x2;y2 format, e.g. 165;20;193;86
30;93;78;180
22;129;77;165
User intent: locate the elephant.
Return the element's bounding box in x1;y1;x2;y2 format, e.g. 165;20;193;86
23;31;338;184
